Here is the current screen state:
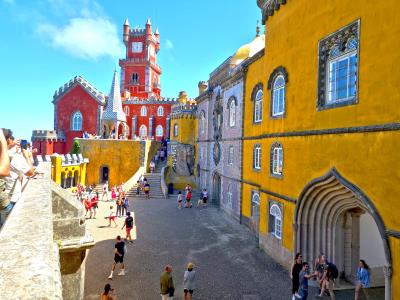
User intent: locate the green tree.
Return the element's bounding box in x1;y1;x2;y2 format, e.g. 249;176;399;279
70;140;81;154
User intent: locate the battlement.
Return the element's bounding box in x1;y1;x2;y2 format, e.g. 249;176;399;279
171;102;197;118
129;28;146;35
32;129;66;141
123;96;179;104
52;75;106;104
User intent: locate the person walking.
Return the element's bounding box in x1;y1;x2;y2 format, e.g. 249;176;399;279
299;262;316;300
355;260;370;300
102;182;109;201
100;283;116;300
116;193;123;217
185;189;192;208
144;182;150;199
177;191;183;209
108;235;126;279
317;262;336;300
291;253;303;299
121;212;134;244
183;263;196;300
106;206;117;227
202;188;208;208
160;265;174;300
91;194;98;219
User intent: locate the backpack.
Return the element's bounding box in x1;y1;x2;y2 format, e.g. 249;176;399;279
327;263;339;279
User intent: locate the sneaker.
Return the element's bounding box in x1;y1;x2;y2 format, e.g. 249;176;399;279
294;293;302;299
108;274;113;280
118;270;125;276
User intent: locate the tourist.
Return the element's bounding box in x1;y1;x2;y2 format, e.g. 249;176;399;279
123;195;129;215
91;194;98;219
121;211;134;244
160;265;174;300
144;182;150;199
299;262;316;300
100;283;116;300
355;260;370;300
177;191;183;209
111;187;117;202
185;184;191;197
102;182;109;201
136;180;141;195
291;253;303;299
116;192;123;217
317;261;337;300
183;263;195;300
0;129;10;225
150;160;155;173
84;196;92;218
160;149;165;162
185;189;192;208
154;152;159;164
106;206;117;227
108;235;126;279
314;254;326;293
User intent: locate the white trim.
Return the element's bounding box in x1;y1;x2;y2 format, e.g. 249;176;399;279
270;203;282;239
254;89;263;122
253;145;261;169
272;75;285;117
155;125;163;137
140;106;147;116
71;111;83;131
157;106;164;116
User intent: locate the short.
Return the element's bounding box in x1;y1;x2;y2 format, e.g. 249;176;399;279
114;254;124;264
184;289;194;294
144;190;149;194
126;227;132;235
178;200;182;203
203;197;208;203
186;198;191;202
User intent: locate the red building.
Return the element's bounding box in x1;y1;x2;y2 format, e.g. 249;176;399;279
32;18;176;154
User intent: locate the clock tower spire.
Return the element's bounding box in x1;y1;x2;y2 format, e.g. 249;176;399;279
119;18;161;99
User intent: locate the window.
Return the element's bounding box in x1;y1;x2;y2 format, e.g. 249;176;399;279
173;124;178;137
254;89;263;123
200;147;204;160
228;146;234;165
132;73;139;84
251;192;260;217
200;111;206;134
270;142;283;176
157;106;164;116
253;144;261;170
71;111;82;131
269;203;282;239
139;125;147;138
227;184;232;209
124;106;130;116
272;75;285;116
140;106;147;116
317;20;359;109
228;97;236;127
155;125;163;137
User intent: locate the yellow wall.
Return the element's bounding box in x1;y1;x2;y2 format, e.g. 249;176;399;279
170;116;198;145
51;155;87;188
78;139;144;187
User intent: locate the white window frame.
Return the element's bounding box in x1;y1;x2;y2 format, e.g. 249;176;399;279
140;106;147;116
124;106;130;116
139;125;147;139
71;111;82;131
272;75;285;117
326;51;357;104
228;146;234;165
200;112;205;134
253;145;261;170
157;106;164;116
270;203;282;239
173;124;178;137
229;100;236;127
227;184;232;209
155;125;163;137
251;192;260;217
254;89;263;123
272;145;283;176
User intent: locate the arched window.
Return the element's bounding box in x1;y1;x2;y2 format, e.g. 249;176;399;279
254;89;263;123
269;203;282;239
253;144;261;170
270;142;283;176
140;106;147;116
124;106;130;116
173;124;178;137
251;192;260;217
139;125;147;139
200;111;206;134
132;73;139;84
157;106;164;116
229;99;236;127
227;184;232;208
71;111;83;131
156;125;163;137
272;75;285;117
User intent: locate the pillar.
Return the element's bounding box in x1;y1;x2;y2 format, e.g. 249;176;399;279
166;115;171;140
383;265;392;300
132;116;137;139
149;116;154;139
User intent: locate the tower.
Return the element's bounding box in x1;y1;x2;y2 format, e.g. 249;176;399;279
119;18;161;99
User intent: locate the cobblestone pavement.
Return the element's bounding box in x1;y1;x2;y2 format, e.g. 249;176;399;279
84;196;295;300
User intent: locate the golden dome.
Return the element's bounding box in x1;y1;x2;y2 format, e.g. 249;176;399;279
231;34;265;66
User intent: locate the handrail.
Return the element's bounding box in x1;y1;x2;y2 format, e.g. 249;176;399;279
123;166;145;193
160;165;169;198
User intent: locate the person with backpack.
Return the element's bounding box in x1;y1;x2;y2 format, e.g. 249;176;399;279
355;259;370;300
121;211;134;244
317;261;337;299
108;235;126;279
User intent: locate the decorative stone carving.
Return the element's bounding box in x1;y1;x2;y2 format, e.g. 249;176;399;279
213;141;221;166
212;91;223;140
172;144;195;176
257;0;287;24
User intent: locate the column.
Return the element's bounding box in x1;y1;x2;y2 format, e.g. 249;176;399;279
383;265;392;300
166;115;171;140
132;116;137;139
149;116;154;139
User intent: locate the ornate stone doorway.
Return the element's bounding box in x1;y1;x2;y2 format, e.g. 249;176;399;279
100;166;109;183
294;169;392;300
212;172;221;207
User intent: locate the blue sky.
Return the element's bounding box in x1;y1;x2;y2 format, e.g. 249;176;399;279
0;0;261;139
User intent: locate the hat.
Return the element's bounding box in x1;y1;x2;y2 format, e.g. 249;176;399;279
187;262;194;269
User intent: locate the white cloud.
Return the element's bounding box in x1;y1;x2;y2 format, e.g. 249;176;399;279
165;39;174;50
37;17;124;60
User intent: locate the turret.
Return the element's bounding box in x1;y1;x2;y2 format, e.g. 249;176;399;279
145;17;152;35
154;27;160;52
178;91;188;103
198;81;208;95
123;18;130;45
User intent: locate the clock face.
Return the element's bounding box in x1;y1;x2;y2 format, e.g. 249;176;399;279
132;42;143;53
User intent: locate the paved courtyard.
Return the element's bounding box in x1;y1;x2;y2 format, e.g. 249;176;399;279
84;195;293;300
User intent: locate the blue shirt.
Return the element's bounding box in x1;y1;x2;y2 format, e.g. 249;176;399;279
299;270;309;291
357;267;370;288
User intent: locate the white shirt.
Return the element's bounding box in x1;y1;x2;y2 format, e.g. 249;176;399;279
5;151;30;203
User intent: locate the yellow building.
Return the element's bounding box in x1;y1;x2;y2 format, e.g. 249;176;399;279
242;1;400;298
51;154;88;190
167;91;198;190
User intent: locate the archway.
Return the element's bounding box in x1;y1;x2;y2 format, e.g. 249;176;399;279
212;172;221;207
61;172;65;188
73;170;79;187
66;171;73;188
100;166;109;183
294;168;391;299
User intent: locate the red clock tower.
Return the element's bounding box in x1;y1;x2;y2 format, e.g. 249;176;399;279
119;18;161;99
